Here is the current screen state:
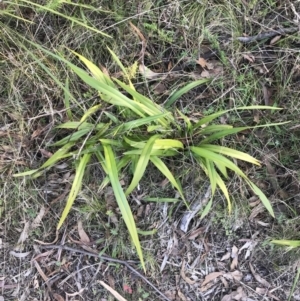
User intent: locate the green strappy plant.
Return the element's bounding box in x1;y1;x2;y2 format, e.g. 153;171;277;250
14;45;286;270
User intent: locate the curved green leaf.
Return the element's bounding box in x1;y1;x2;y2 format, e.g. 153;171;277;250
150;156;187;206
200;144;261;165
102;143;145;271
125;135;159;195
57;153;91;229
165;79;210;108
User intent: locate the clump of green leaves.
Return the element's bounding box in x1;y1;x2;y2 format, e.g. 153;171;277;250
14;46;285;270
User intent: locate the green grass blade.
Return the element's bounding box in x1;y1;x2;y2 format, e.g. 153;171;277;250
35;142;74;170
143;197;180;203
199;125;233;135
52;129;91;146
271;240;300;247
56;122;94;129
125;135;159;195
66;62;146;117
200;144;261;165
200;127;249;144
64;78;73;120
57;153;91;229
193;110;232;130
102;143;145;270
190;146;247;178
124;137;183;150
71;51;115;87
13;169;40;177
98;155;131;191
123;113;171;131
205;159;217;195
215;172;231;212
114;78;171;126
150;156;187;205
193;106;283;131
215;163;228;179
107;47;134;88
176;109;192;132
247;180;274;217
19;0;111;38
165;79;210;108
124;149;178;157
80;104;102;122
200;199;213;219
288;268;300;301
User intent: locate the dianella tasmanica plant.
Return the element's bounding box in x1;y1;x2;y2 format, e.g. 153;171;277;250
14;46;285;270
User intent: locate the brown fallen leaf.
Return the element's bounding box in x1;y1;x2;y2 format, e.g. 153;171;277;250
243;53;255;63
188;227;205;240
78;220;90;244
230;245;239;270
249;263;271;287
14;221;30;251
270;35;281;45
9;250;31;258
201;272;224;287
31;206;46;229
153;82;167;95
223;270;243;282
39;149;53;158
255;287;281;301
221;286;246;301
221;252;231;261
196;57;208;68
53;293;65;301
139;64;166;80
180;260;196;285
238;241;257;259
99;281;128;301
65;288;85;297
129;21;146;42
178;290;188;301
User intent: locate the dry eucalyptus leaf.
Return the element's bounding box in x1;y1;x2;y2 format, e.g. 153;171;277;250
14;221;30;251
249;263;271;287
270;35;281;45
9;250;31;258
221;286;246;301
188;227;205;240
180;260;196;285
223;270;243;282
129;21;146;42
139;64;165;80
77;220;90;244
99;281;128;301
243;53;255;63
53;293;65;301
201;272;224;287
221;252;231;261
31;206;46;229
230;245;239;270
153;82;167;95
197;57;208;68
178;290;188;301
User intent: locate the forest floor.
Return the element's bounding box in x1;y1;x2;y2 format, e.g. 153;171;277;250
1;1;300;300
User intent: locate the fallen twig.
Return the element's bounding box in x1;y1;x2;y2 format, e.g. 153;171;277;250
41;244;171;301
236;27;299;43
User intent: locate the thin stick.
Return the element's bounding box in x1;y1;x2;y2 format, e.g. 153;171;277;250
236;27;298;43
41;245;171;301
